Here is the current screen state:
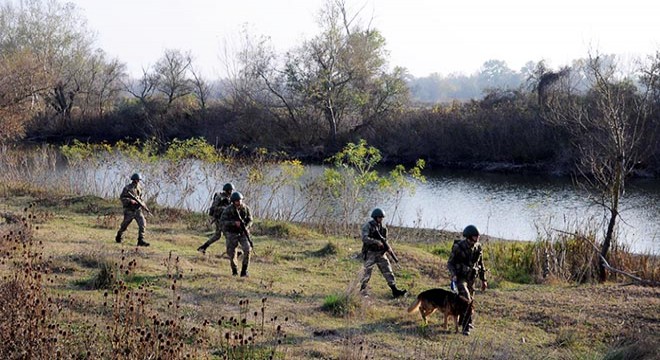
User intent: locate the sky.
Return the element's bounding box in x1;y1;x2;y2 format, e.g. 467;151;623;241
67;0;660;79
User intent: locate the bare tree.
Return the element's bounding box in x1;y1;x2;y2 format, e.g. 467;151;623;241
285;0;408;145
153;49;193;107
124;67;159;108
227;25;325;145
77;50;127;117
189;64;211;110
540;54;658;282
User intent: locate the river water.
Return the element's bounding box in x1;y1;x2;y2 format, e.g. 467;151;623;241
52;156;659;254
387;169;660;254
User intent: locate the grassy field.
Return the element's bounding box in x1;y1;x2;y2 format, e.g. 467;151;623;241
1;188;658;359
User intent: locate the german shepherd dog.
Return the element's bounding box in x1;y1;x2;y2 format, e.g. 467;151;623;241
407;288;474;333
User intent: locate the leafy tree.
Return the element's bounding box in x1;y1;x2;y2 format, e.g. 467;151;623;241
477;59;521;91
233;0;409;147
320;139;425;231
0;50;50;141
0;0;126;138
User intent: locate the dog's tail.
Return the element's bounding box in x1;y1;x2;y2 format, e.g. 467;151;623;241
407;297;422;313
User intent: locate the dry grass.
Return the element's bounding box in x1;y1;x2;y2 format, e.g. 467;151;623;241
1;188;658;359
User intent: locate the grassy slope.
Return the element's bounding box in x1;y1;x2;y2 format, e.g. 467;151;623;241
1;191;658;359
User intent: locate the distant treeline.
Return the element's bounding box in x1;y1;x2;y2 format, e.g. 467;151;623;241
2;0;659;176
19;84;660;177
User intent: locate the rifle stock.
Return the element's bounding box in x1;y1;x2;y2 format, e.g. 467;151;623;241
126;192;152;214
374;228;399;263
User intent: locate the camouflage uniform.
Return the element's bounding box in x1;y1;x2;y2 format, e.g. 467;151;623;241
220;202;253;276
359;219;405;297
197;191;232;253
447;239;487;301
115;181;148;246
447;238;487;335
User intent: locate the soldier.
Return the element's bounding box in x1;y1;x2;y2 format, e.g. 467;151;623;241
359;208;407;298
115;173;150;247
219;192;253;277
197;183;235;254
447;224;488;335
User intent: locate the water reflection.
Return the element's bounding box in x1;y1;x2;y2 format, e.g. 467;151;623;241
387;169;659;254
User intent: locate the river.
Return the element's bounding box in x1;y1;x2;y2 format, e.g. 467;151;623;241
387;169;660;254
51;156;660;254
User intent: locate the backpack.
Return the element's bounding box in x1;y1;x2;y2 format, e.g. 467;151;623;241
208;193;220;216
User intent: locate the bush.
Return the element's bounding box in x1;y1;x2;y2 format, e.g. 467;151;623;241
487;241;535;284
430;242;454;258
322;293;361;317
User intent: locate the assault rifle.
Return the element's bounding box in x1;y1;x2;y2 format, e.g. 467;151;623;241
235;208;255;254
126;192;152;215
373;228;399;263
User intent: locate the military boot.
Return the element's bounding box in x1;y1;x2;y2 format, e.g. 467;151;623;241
231;265;238;276
240;265;249;277
137;237;150;247
359;282;369;297
462;313;473;336
197;244;208;254
115;232;122;243
389;284;407;298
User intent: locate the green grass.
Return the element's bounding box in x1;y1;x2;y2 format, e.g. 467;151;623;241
322;292;362;317
0;187;658;359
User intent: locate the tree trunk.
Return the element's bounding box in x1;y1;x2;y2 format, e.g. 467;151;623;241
323;106;338;146
600;159;624;283
599;208;617;282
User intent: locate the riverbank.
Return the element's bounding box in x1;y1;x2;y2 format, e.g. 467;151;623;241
1;186;658;359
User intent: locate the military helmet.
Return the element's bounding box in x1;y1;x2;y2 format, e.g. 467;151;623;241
230;191;244;202
223;183;235;192
371;208;385;219
130;173;142;181
463;225;480;238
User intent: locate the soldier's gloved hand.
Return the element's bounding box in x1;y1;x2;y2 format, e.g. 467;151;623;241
130;200;137;205
376;243;385;250
235;221;242;228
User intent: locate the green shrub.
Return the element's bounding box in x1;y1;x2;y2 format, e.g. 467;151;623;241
322;293;361;317
430;242;453;258
486;241;535;284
